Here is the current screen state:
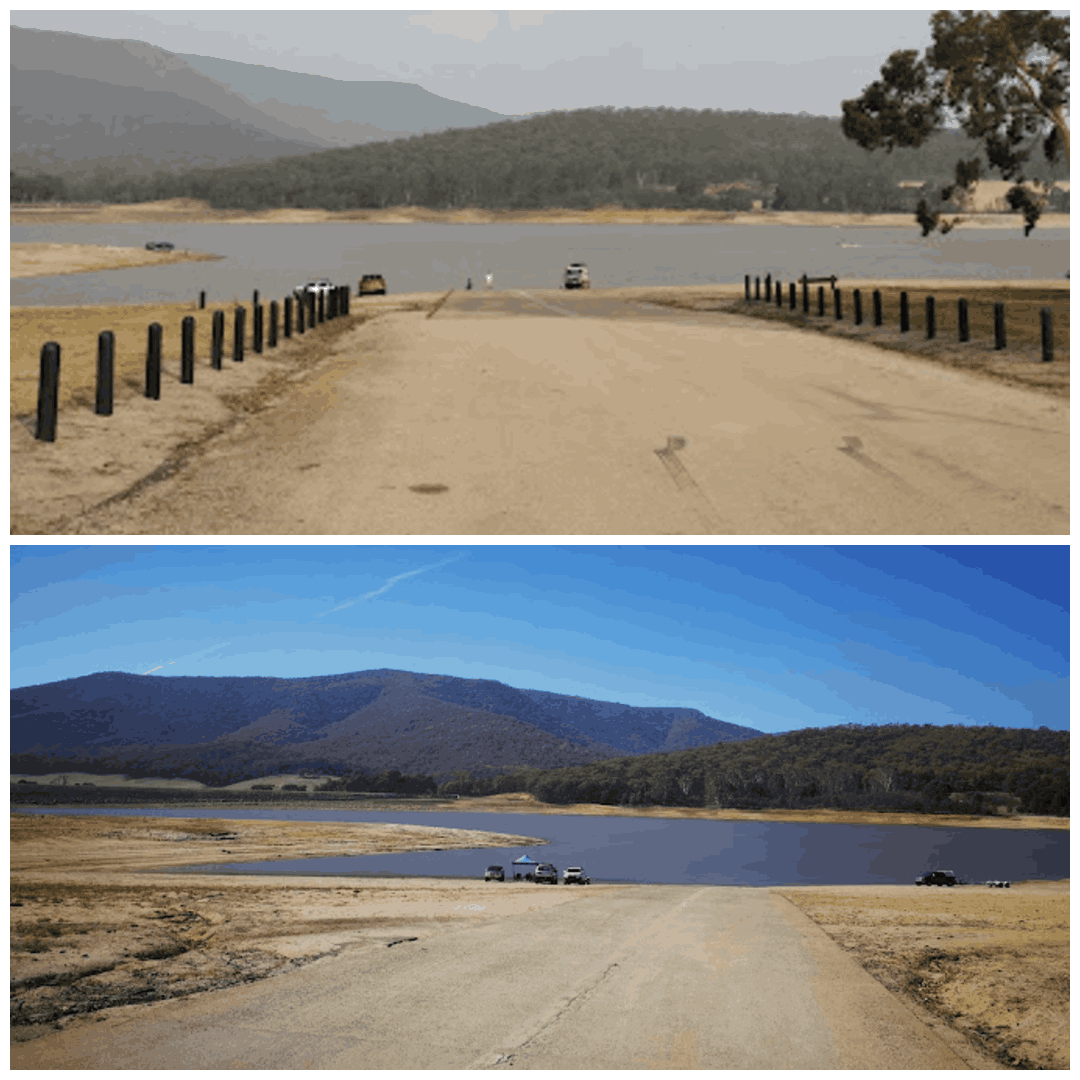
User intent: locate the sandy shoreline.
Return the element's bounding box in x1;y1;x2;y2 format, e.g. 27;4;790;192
11;198;1069;229
11;242;222;279
9;811;1068;1068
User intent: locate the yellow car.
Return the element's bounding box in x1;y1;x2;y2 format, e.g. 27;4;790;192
359;274;387;296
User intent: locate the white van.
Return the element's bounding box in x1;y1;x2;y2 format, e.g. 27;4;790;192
563;263;590;289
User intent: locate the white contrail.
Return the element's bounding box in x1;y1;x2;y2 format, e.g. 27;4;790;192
317;555;465;617
141;641;233;675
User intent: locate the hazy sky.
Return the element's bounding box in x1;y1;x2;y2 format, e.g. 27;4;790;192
10;9;942;117
10;545;1068;733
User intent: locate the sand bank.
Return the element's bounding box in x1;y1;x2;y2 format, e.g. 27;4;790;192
11;242;222;279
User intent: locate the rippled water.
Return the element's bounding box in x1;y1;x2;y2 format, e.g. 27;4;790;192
10;222;1068;307
15;806;1067;886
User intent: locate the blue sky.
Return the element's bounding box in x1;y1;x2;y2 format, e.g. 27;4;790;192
10;545;1068;733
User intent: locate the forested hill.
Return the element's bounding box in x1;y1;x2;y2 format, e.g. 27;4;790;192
13;105;1071;212
439;723;1070;818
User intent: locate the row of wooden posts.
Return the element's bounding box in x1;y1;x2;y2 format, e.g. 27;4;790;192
743;273;1055;363
35;285;352;442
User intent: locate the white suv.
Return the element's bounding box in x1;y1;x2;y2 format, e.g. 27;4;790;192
294;280;334;299
563;263;590;289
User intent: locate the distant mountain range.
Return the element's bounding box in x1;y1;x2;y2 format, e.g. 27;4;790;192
10;669;764;782
11;25;509;180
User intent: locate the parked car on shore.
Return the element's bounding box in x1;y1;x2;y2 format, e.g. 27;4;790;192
359;274;387;296
484;865;505;882
563;867;590;885
534;863;558;884
985;880;1011;888
563;263;589;289
915;870;959;887
145;241;174;251
294;280;334;300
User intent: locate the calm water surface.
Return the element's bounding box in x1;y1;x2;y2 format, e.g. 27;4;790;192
10;222;1068;307
16;807;1067;886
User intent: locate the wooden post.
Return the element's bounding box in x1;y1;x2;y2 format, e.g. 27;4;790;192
925;296;936;340
297;294;306;334
765;273;772;302
284;296;293;338
95;331;114;416
342;285;350;316
35;342;60;442
900;292;909;333
211;310;224;369
253;289;259;306
253;304;263;354
817;286;824;317
744;275;750;300
958;298;970;342
789;282;796;310
754;276;760;301
317;290;325;323
873;290;883;327
834;288;842;320
994;302;1006;349
853;289;862;326
199;290;206;310
1040;307;1053;362
181;316;195;383
233;307;245;362
145;322;162;399
775;279;782;308
802;277;809;314
269;300;278;348
308;292;316;328
329;288;337;320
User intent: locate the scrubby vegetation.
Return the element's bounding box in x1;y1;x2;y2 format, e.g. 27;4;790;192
435;724;1069;817
10;106;1070;214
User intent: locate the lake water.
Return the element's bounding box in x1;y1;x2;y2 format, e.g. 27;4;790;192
10;222;1069;307
15;807;1067;886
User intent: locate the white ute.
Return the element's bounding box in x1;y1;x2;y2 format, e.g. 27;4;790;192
563;866;590;884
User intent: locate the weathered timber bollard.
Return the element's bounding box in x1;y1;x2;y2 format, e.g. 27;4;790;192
817;286;825;317
925;296;936;340
211;310;224;369
199;290;206;310
802;277;809;314
765;273;772;302
96;331;114;416
775;279;782;308
744;275;750;301
789;282;796;310
36;342;61;441
853;289;863;326
873;290;883;327
754;276;760;301
317;290;325;323
899;292;910;333
307;292;316;328
253;304;263;354
145;322;162;400
994;302;1006;350
1040;307;1053;362
181;316;195;383
233;307;245;362
284;296;293;338
297;294;306;334
253;289;259;306
269;300;278;348
342;285;350;315
958;298;970;342
329;288;338;320
834;288;842;320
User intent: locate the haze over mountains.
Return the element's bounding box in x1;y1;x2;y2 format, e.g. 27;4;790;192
10;669;764;783
11;25;509;180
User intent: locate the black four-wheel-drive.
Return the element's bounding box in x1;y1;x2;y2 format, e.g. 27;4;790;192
915;870;959;886
145;241;175;251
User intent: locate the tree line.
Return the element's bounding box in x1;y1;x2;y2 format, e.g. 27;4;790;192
433;723;1069;817
10;105;1069;217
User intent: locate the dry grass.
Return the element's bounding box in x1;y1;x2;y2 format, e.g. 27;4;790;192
778;885;1070;1070
723;282;1069;397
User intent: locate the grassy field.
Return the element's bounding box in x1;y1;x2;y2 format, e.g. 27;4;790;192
725;281;1069;396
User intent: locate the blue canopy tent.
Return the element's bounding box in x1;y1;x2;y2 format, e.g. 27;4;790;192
512;854;539;881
